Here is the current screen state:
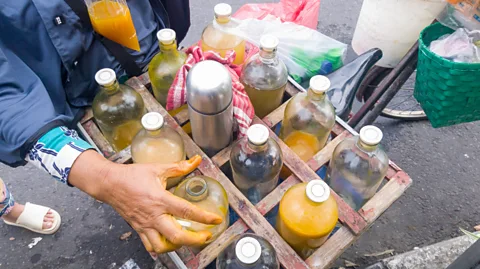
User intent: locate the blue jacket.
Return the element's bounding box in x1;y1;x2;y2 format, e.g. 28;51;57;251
0;0;190;166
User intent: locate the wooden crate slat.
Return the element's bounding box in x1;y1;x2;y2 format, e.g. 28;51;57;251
252;117;368;235
82;120;116;157
127;77;310;269
81;108;94;124
306;226;356;268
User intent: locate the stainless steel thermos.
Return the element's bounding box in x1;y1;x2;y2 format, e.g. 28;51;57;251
186;60;233;156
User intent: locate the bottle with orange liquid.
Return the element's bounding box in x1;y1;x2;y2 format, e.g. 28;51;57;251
131;112;186;189
280;76;336;162
201;3;246;65
276;180;338;258
174;176;229;245
86;0;140;51
92;68;145;152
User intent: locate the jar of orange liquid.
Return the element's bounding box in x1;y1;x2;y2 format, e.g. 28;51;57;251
280;76;336;162
86;0;140;51
201;3;246;65
131;112;186;189
276;180;338;258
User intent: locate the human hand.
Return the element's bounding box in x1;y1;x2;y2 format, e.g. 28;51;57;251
69;152;222;253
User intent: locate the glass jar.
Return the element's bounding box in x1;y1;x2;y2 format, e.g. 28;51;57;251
230;124;282;204
174;176;229;245
92;68;145;152
240;35;288;118
280;75;336;162
201;3;245;65
326;125;389;211
276;180;338;259
131;112;186;189
148;29;187;107
216;233;280;269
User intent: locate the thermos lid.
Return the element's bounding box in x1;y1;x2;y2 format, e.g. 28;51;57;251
359;125;383;146
157;29;176;44
214;3;232;18
141;112;164;131
235;237;262;264
260;35;279;52
306;180;330;203
186;60;233;114
95;68;116;86
310;75;331;94
247;124;269;145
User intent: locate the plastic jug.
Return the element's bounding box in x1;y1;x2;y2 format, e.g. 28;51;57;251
352;0;447;67
276;180;338;258
131;112;186;189
216;233;280;269
174;176;229;245
92;68;145;152
201;3;246;65
326;126;389;211
240;35;288;118
230;124;283;204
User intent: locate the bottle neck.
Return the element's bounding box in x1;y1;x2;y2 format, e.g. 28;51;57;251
215;16;231;24
159;41;179;54
185;178;209;202
307;89;326;101
356;139;378;152
259;49;277;64
145;128;164;137
247;140;268;152
101;81;121;94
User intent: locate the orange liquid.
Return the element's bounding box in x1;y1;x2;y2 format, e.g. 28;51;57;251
202;40;246;65
88;0;140;51
283;131;322;162
276;183;338;258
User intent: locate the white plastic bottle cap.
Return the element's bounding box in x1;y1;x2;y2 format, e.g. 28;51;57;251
95;68;116;86
306;180;330;203
235;237;262;264
157;29;176;44
214;3;232;18
260;35;279;52
141;112;165;131
309;75;331;94
247;124;269;145
359;125;383;146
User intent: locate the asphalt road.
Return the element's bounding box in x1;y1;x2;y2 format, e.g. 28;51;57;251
1;0;479;268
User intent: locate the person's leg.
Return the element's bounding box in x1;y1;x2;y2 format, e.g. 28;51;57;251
1;177;54;230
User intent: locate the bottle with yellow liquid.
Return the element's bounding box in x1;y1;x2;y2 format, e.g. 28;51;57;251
201;3;246;65
240;35;288;118
86;0;140;51
280;75;336;162
230;124;282;204
131;112;186;189
276;180;338;258
174;176;229;245
92;68;145;152
148;29;187;107
326;125;388;211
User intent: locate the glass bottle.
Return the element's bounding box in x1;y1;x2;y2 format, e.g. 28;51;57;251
280;75;336;162
230;124;282;204
216;233;280;269
92;68;145;152
326;125;389;211
276;180;338;259
131;112;186;189
201;3;246;65
174;176;229;244
240;35;288;118
148;29;187;107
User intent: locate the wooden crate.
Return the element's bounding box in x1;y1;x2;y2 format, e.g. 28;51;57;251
80;73;412;269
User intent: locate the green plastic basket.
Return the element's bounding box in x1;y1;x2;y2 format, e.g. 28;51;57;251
414;23;480;128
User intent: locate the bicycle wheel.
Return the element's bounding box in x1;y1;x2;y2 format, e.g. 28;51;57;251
360;67;427;121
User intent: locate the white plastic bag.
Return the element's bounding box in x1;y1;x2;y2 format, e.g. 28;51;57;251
217;19;347;84
429;28;480;63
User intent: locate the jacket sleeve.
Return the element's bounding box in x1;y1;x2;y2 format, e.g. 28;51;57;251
0;42;68;166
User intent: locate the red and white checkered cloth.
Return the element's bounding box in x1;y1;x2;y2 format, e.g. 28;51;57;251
166;44;258;137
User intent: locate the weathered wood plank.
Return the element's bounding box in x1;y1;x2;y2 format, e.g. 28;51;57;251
80;108;94;124
128;77;309;269
82;120;116;158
